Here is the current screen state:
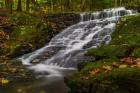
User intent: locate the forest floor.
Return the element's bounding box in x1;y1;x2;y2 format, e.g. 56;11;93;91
65;14;140;93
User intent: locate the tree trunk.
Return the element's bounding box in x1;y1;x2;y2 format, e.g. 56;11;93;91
51;0;54;13
5;0;10;8
10;0;13;14
90;0;94;11
17;0;22;12
26;0;30;12
81;0;86;12
114;0;117;7
64;0;71;11
60;0;63;12
31;0;37;4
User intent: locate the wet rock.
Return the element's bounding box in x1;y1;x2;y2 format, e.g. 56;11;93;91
31;59;40;64
0;59;35;85
10;43;33;58
42;53;49;59
45;13;80;32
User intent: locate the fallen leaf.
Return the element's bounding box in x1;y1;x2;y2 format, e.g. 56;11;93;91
119;35;122;38
102;65;112;72
82;76;89;80
120;57;134;65
112;62;119;68
130;65;138;68
135;58;140;63
119;64;128;68
90;68;101;76
0;78;9;84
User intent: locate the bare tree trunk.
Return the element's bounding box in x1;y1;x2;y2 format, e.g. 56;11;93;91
81;0;86;12
90;0;94;11
51;0;54;13
10;0;13;14
26;0;30;13
17;0;22;12
5;0;12;14
64;0;71;11
114;0;117;7
5;0;10;8
60;0;63;12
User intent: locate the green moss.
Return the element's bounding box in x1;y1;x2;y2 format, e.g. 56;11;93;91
78;58;119;72
10;13;43;26
110;15;140;46
86;15;140;59
66;65;140;93
131;48;140;57
86;45;129;59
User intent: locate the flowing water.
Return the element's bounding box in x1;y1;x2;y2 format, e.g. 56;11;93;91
19;7;135;93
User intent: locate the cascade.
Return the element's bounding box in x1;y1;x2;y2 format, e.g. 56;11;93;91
20;7;135;78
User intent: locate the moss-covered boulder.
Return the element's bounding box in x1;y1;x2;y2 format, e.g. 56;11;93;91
86;45;130;59
66;57;140;93
66;65;140;93
110;15;140;46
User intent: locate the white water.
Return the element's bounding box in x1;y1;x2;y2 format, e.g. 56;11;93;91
20;7;135;78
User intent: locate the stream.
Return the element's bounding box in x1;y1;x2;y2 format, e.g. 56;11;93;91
19;7;135;93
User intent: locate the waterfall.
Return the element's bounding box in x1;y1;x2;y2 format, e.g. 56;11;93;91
20;7;135;78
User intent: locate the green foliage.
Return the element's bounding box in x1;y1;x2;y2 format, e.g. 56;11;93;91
1;0;140;14
131;48;140;57
10;13;43;26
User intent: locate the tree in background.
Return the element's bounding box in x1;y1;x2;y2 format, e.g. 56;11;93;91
4;0;13;14
17;0;22;12
10;0;13;14
26;0;30;13
0;0;140;14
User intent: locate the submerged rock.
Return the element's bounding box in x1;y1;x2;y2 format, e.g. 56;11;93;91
31;59;40;64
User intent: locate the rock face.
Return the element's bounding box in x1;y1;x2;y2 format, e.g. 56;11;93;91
10;43;34;58
45;13;80;32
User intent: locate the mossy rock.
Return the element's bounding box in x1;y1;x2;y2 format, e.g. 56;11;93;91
110;15;140;46
86;45;130;59
0;60;35;83
66;62;140;93
78;58;119;71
